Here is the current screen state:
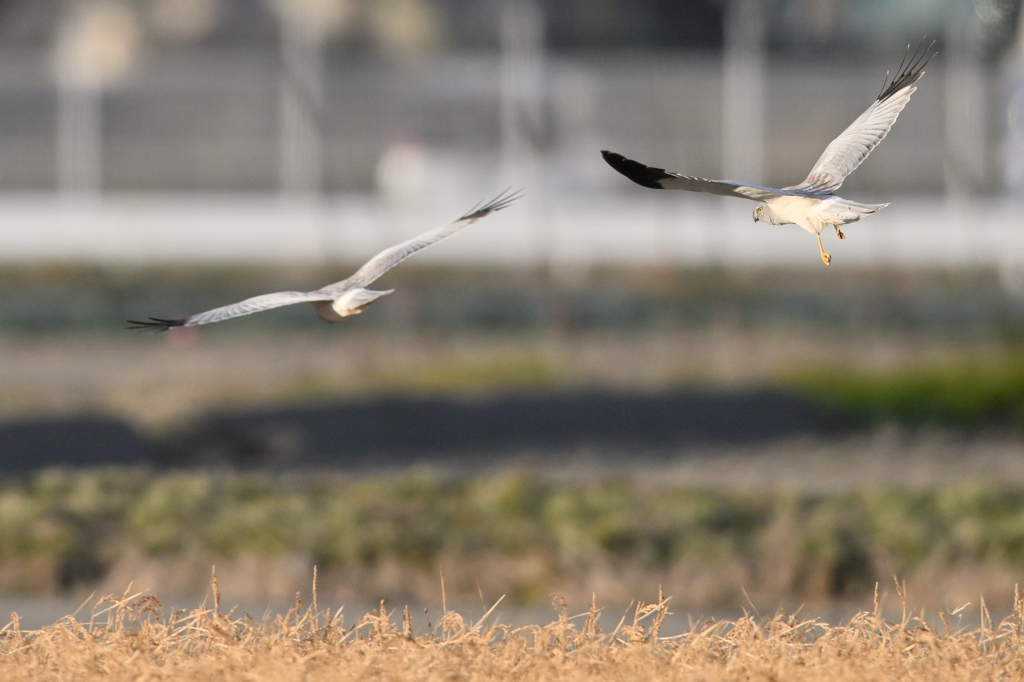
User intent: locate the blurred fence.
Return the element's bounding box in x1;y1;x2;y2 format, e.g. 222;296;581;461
0;49;1017;266
0;51;990;193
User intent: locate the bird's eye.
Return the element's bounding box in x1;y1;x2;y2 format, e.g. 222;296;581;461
757;207;762;214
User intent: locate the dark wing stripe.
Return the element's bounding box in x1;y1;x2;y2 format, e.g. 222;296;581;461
601;151;673;189
601;151;795;201
126;317;186;332
459;187;523;221
878;39;935;102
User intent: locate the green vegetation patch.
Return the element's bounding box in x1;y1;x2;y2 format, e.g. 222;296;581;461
787;355;1024;426
366;356;563;395
3;469;1024;602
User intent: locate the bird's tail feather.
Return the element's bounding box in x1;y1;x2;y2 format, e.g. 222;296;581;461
827;199;889;221
349;288;393;311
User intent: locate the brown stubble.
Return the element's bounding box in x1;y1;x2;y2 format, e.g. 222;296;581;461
1;581;1023;681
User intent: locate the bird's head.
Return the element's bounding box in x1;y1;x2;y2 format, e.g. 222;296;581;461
753;203;772;224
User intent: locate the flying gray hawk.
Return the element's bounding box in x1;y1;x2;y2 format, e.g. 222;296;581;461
603;44;932;265
128;189;521;331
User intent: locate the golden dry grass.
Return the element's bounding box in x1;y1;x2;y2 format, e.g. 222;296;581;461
2;578;1023;681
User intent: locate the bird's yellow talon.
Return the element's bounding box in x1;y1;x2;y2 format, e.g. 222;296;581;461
816;234;832;266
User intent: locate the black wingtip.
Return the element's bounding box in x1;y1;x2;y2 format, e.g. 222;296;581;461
460;187;524;221
601;150;671;190
878;37;935;102
125;317;187;332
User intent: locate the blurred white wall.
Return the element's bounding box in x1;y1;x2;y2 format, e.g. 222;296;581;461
0;193;1016;269
0;0;1017;267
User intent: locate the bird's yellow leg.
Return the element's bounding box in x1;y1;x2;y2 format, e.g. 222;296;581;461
834;225;845;239
817;234;831;266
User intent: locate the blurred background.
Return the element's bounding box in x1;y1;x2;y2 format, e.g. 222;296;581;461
0;0;1023;626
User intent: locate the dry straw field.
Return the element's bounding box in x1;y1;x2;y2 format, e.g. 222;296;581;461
2;579;1023;681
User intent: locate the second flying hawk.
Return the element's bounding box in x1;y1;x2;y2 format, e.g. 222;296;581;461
603;44;933;265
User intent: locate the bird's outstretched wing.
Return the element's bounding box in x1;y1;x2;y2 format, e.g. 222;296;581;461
601;151;791;202
127;291;332;331
786;41;933;195
128;190;520;332
322;188;522;293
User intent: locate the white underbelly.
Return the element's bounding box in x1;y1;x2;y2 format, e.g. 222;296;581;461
311;300;343;322
766;196;832;234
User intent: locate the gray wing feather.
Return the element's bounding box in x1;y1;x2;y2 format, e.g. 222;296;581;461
339;223;474;290
601;151;791;201
183;291;332;327
657;176;783;201
787;44;932;194
321;189;521;294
